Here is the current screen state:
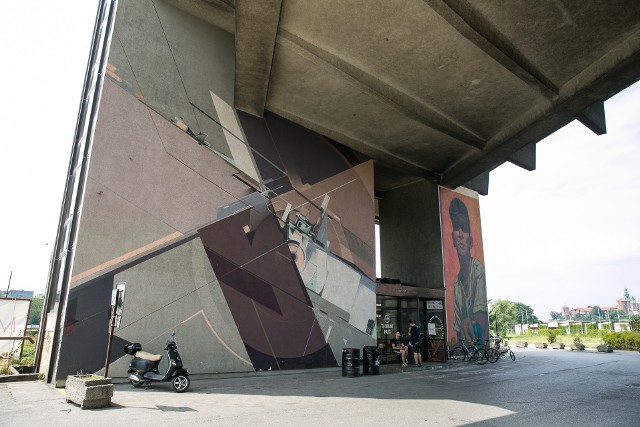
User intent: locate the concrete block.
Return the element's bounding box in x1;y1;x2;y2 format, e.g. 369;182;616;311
65;375;113;409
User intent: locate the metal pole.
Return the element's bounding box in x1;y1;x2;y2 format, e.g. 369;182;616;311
5;271;12;297
104;289;119;378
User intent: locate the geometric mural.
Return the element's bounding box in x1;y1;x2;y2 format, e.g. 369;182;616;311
49;0;377;379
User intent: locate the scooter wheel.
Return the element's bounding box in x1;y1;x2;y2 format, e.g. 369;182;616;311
172;374;190;393
130;379;143;388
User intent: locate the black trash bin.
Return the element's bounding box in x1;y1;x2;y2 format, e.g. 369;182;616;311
362;346;380;375
342;348;360;377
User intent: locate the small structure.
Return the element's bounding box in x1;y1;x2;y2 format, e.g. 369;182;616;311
65;375;113;409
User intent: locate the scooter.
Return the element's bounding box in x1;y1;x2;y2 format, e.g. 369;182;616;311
124;331;190;393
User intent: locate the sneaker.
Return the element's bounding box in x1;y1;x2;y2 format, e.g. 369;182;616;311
418;364;423;367
402;363;408;367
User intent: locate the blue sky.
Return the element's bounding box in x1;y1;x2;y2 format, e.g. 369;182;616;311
2;2;639;322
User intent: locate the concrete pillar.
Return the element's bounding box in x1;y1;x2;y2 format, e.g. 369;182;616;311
378;179;444;288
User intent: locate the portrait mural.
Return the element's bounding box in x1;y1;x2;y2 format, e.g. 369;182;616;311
440;188;489;347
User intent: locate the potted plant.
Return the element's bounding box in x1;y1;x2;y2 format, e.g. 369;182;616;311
570;336;585;351
596;342;613;353
65;374;113;409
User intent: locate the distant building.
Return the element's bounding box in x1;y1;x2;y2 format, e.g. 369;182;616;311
570;307;593;317
560;291;640;319
4;290;34;299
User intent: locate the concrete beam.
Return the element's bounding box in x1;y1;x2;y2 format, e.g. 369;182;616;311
424;0;558;99
161;0;235;34
577;101;607;135
441;29;640;189
267;104;441;182
277;30;487;150
234;0;282;117
462;172;489;196
508;142;536;171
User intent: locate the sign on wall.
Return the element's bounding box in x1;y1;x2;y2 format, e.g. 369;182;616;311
0;298;31;360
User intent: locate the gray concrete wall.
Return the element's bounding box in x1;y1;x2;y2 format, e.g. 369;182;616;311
378;179;444;288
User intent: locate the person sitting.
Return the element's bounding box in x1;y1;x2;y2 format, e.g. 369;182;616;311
391;330;408;367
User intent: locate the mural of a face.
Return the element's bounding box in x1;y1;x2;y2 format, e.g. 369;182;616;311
440;189;488;347
452;226;472;259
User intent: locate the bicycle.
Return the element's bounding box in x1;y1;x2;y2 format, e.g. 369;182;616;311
450;339;481;362
485;336;515;363
499;340;516;361
475;339;492;365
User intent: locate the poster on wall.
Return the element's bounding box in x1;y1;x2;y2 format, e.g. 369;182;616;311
439;188;489;348
0;298;31;361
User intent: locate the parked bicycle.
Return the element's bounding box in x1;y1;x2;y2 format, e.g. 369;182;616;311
450;339;482;362
484;335;515;363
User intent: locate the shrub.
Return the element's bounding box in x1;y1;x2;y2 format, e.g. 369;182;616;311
603;332;640;350
547;330;558;344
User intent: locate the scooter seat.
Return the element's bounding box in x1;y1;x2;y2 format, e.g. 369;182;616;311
135;350;162;361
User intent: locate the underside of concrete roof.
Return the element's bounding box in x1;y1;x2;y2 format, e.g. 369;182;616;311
163;0;640;195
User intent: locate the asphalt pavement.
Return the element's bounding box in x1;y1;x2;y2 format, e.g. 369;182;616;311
1;347;639;426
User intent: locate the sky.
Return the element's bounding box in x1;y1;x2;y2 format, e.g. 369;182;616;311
1;2;639;322
0;1;100;296
481;83;640;320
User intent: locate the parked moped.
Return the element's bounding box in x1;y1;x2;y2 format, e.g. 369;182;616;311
124;331;190;392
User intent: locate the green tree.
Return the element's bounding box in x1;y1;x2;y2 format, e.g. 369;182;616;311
630;315;640;331
489;299;541;337
591;306;603;321
489;299;515;337
607;309;626;322
550;311;563;321
514;302;540;324
28;294;44;325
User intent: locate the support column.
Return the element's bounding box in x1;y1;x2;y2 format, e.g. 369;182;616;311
378;180;444;288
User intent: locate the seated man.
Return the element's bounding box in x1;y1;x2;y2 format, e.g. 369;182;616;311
391;330;408;367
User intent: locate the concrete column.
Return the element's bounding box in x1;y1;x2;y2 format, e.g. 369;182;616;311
378;180;444;288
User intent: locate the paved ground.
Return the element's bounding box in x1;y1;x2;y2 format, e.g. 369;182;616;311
1;347;639;426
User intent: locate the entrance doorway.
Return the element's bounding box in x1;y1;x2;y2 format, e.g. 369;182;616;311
376;295;446;363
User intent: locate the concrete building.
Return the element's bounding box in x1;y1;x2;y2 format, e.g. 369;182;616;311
36;0;640;385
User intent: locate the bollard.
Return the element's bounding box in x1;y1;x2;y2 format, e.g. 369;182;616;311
362;346;380;375
341;348;360;377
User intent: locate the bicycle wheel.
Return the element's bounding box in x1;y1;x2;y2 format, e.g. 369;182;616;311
451;346;465;361
468;347;479;361
509;350;516;361
487;348;500;363
476;349;488;365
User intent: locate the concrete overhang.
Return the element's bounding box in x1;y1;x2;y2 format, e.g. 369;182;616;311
164;0;640;195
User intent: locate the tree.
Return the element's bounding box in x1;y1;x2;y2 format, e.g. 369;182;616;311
607;309;627;322
550;311;563;321
489;299;516;337
514;302;540;324
28;294;44;325
489;300;542;337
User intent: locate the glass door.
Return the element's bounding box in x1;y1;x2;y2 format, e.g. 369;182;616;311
425;299;446;362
